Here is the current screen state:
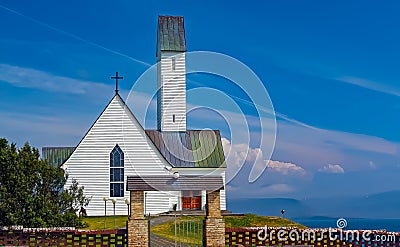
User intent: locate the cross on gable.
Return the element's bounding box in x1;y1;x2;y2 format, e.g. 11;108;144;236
111;72;123;94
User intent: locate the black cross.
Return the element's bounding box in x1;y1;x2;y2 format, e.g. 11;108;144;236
111;72;123;94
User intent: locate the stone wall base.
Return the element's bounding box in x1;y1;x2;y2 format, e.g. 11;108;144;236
203;218;225;247
127;219;148;247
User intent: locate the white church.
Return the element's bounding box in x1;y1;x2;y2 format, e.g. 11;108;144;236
42;16;227;216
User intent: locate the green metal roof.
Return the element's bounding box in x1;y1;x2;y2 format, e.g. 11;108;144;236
157;16;186;53
42;147;75;167
145;130;226;168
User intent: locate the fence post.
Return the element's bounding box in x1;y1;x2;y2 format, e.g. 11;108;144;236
203;190;225;247
127;191;148;247
148;213;151;247
174;211;177;247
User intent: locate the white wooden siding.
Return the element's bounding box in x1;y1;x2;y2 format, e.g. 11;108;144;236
167;191;179;211
144;191;171;214
157;51;186;132
63;95;173;216
220;171;226;210
62;95;226;216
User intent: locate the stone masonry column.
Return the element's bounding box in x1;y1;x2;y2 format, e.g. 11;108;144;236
203;190;225;247
127;191;148;247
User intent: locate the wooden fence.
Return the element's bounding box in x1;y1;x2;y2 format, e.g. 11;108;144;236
225;227;400;247
3;226;400;247
0;227;127;247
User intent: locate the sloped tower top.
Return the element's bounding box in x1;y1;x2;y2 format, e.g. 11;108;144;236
157;16;186;54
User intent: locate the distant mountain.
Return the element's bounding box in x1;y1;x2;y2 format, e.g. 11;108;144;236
227;197;313;218
305;190;400;219
228;190;400;219
296;216;336;220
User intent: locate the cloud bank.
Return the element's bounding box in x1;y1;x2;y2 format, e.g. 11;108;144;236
318;164;345;174
267;160;306;176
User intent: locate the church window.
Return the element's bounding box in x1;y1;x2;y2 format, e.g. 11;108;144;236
110;144;124;197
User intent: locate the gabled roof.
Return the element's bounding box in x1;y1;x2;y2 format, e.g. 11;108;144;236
157;15;186;54
43;94;226;169
145;130;226;168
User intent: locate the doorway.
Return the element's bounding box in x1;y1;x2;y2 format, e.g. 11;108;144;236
182;190;201;210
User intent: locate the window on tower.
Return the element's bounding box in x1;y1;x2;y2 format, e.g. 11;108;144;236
172;57;176;71
110;144;124;197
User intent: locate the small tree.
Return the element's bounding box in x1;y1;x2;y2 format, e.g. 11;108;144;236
0;138;91;227
60;179;91;215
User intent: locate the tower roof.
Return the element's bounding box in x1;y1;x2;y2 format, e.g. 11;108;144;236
157;15;186;54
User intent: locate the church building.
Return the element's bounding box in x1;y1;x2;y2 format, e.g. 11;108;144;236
42;16;227;216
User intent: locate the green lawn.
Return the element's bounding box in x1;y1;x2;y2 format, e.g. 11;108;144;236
81;214;305;231
224;214;306;228
81;215;129;230
150;214;306;245
151;216;203;245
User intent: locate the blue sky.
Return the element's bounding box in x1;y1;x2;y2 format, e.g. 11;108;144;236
1;1;400;204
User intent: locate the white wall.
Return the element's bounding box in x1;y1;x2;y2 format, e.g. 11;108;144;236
157;51;186;132
62;95;226;216
63;95;172;216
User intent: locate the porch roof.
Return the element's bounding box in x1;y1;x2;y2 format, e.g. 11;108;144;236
126;175;224;191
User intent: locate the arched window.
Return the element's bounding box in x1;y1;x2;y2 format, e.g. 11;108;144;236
110;144;124;197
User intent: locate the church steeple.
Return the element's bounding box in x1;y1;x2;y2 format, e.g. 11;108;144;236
156;16;187;132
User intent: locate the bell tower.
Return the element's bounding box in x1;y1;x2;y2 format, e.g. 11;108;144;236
156;16;187;132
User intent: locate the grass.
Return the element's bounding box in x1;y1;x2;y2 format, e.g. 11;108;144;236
80;213;305;245
151;216;203;245
150;214;306;245
224;214;306;228
81;215;129;230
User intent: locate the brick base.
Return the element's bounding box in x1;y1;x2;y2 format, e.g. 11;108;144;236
127;219;148;247
203;218;225;247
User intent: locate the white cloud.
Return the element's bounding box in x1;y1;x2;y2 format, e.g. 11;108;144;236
318;164;345;174
272;120;399;172
2;67;399;198
221;137;265;183
222;137;262;167
222;136;308;188
0;63;111;95
263;184;295;194
0;111;86;147
369;161;377;169
129;83;400;166
336;76;400;97
267;160;306;176
226;183;295;197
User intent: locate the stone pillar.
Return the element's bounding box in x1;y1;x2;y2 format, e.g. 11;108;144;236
127;191;148;247
203;190;225;247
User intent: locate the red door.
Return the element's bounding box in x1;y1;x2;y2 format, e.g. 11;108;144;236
182;191;201;210
191;196;201;209
182;197;192;210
